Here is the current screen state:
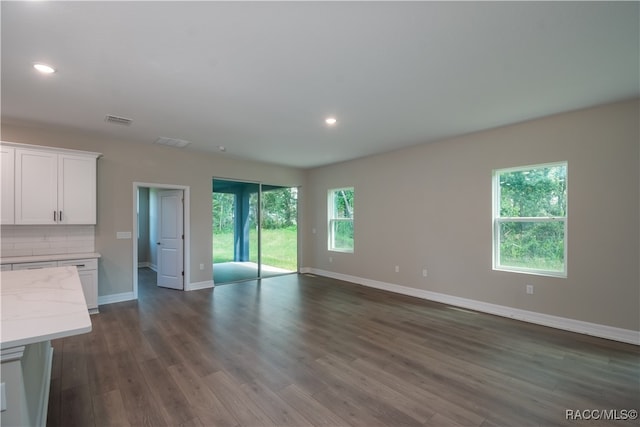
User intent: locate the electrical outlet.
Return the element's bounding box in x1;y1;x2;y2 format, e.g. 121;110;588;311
395;265;400;273
526;284;534;295
422;269;428;277
329;256;333;263
200;263;204;270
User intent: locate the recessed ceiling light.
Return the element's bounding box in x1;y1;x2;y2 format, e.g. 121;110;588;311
325;117;337;126
33;63;56;74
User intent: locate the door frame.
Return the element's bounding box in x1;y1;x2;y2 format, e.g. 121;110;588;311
132;182;190;299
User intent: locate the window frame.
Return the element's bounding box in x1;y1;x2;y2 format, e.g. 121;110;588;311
492;162;568;278
328;187;354;253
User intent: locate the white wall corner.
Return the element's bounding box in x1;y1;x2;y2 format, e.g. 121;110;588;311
187;280;215;291
305;268;640;346
97;291;136;306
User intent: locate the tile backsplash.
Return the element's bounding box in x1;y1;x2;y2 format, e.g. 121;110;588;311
0;225;95;258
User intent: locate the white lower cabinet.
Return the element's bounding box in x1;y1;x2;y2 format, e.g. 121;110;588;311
7;258;98;313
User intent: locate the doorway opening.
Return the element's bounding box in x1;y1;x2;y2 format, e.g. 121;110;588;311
212;178;298;284
133;182;189;299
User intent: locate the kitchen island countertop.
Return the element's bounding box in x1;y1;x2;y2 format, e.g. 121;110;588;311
1;266;92;349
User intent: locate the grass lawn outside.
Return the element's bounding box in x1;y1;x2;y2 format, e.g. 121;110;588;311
213;227;298;271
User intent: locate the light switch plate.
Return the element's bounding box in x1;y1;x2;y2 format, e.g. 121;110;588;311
116;231;132;239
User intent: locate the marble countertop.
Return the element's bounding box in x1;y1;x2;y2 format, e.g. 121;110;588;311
0;252;101;265
1;266;92;349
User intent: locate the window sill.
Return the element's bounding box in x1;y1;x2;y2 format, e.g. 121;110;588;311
329;248;354;254
493;266;566;279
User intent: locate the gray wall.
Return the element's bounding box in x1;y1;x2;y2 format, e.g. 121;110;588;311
137;187;150;265
1;122;306;297
302;99;639;331
149;187;159;270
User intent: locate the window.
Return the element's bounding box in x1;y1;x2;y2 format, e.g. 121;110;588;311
328;187;354;252
493;162;567;277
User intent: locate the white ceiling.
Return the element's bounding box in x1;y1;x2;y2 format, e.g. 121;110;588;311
2;1;638;169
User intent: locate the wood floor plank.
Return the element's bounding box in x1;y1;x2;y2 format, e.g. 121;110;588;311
240;380;315;427
59;335;89;391
189;405;240;427
111;350;168;427
311;386;390;427
310;358;424;426
315;353;436;424
92;389;131;427
277;384;351;427
203;370;279;427
47;270;640;427
59;385;94;427
167;362;239;427
138;357;199;425
350;357;486;427
46;377;62;427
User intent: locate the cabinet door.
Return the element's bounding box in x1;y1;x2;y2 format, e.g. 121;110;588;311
58;154;97;224
15;149;58;224
1;145;15;224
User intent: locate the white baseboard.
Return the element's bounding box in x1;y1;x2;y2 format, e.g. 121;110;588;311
304;268;640;346
98;291;136;306
187;280;215;291
98;280;213;305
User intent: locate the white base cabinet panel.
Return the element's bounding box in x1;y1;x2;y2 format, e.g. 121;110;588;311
0;341;53;427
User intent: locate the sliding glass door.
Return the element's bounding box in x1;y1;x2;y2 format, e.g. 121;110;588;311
260;185;298;278
212;179;297;284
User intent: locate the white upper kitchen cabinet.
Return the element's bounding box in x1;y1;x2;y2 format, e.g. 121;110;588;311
15;148;58;224
1;145;15;224
57;153;98;224
8;143;101;225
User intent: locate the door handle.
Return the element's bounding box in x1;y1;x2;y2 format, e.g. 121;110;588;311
156;242;161;245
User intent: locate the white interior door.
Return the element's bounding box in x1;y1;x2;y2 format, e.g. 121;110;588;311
157;189;184;289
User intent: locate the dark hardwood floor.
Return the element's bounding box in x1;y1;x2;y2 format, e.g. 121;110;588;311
47;270;639;426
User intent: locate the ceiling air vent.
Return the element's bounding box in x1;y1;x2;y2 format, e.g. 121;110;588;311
154;137;191;148
105;114;133;126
